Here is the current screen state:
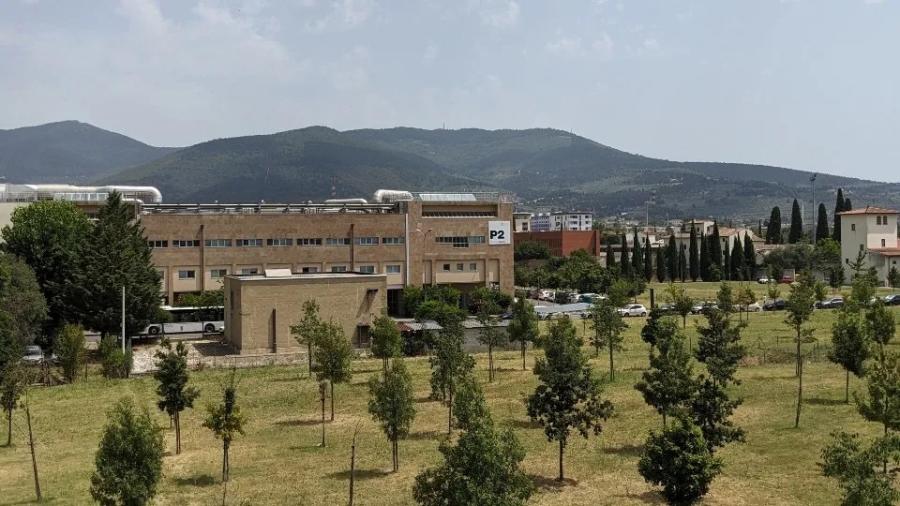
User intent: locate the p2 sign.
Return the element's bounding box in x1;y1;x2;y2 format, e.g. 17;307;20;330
488;221;511;245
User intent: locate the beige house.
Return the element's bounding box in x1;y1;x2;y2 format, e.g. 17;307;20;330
224;271;386;354
838;206;900;286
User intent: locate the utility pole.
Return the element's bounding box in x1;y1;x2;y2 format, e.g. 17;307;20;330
810;174;817;243
25;391;42;502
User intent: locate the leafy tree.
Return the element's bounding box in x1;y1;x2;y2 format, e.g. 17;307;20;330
730;239;744;281
589;298;626;381
526;316;613;481
850;253;879;307
743;233;756;280
736;286;756;323
821;431;900;506
203;369;246;482
1;363;28;446
655;247;666;282
855;352;900;436
605;240;616;269
0;254;48;369
716;282;734;315
889;266;900;289
153;339;199;455
368;358;416;472
789;198;803;243
514;241;550;261
709;222;723;274
695;309;745;387
632;228;644;276
643;236;653;282
370;312;402;372
638;417;722;505
430;325;474;432
641;308;665;351
314;322;354;420
814;238;843;291
452;375;489;432
666;235;677;282
54;324;86;383
784;273;816;428
506;297;538;371
99;335;133;379
690;377;745;452
90;398;164;506
864;300;896;361
1;200;91;338
689;227;699;281
766;206;782;244
667;283;694;329
816;203;830;243
830;308;868;403
699;231;710;281
291;300;322;376
635;319;696;427
73;192;161;339
473;290;506;382
176;287;223;324
414;380;532;506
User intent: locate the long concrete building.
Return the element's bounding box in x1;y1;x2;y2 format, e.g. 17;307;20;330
140;190;516;313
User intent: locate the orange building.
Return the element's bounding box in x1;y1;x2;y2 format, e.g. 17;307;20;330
514;230;602;257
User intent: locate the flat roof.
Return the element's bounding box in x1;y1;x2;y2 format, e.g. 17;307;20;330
226;272;387;281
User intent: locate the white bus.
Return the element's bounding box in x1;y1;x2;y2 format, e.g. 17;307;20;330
143;305;225;336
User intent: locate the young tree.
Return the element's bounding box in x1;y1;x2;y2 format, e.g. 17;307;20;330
830;308;868;403
526;317;613;481
635;319;696;427
736;286;756;323
821;431;899;506
291;300;322;376
90;398;164;506
690;377;745;452
699;231;710;281
640;308;665;351
0;254;48;365
638;417;722;505
784;273;816;427
368;359;416;472
832;188;845;242
716;281;735;315
816;203;830;243
474;292;506;382
203;370;247;482
889;266;900;289
695;309;745;387
789;198;803;243
414;381;533;505
605;240;616;269
643;236;653;282
589;298;626;381
54;324;86;384
1;363;28;446
370;312;402;372
153;339;199;455
689;226;699;281
667;283;694;329
314;322;354;420
855;353;900;437
655;247;666;282
666;235;677;282
73;192;162;339
766;206;782;244
506;297;538;370
430;325;474;432
864;300;896;361
1;200;91;337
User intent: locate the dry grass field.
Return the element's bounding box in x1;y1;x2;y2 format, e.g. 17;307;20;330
1;282;898;505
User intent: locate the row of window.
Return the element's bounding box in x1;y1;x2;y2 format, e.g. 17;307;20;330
875;215;891;225
175;264;404;280
150;237;406;248
435;236;485;248
441;262;479;272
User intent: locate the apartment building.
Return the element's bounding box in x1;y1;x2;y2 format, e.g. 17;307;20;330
140;191;515;313
838;206;899;286
529;211;593;232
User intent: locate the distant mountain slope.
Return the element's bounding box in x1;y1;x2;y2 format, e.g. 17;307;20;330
0;120;177;183
55;122;900;218
104;126;481;203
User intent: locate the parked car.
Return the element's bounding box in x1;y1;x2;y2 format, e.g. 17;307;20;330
656;303;677;315
883;294;900;306
690;301;718;315
617;304;648;317
538;290;555;301
567;292;582;304
763;298;786;311
578;293;598;303
815;296;844;310
757;277;771;284
738;302;763;312
22;345;44;365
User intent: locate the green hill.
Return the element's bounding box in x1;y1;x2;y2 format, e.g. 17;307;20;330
0;120;177;182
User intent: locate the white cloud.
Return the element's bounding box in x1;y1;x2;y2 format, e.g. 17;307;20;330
305;0;376;32
545;36;582;55
470;0;520;28
545;33;614;60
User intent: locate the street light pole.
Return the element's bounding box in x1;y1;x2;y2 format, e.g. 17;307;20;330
810;174;817;243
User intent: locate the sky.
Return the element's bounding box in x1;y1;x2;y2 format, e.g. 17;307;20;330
1;0;898;182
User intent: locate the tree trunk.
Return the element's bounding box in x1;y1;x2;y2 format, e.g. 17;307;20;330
222;443;228;481
321;386;326;447
175;412;181;455
557;439;565;481
307;343;313;377
521;343;526;371
447;388;454;434
25;399;41;502
6;407;11;447
488;345;494;383
662;412;667;428
845;370;849;404
392;439;399;472
682;315;687;329
349;435;356;506
794;357;803;428
383;357;388;373
608;341;615;382
330;382;335;421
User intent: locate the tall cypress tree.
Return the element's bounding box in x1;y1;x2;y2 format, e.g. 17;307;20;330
832;189;844;242
666;236;677;282
815;203;829;243
678;244;687;283
766;207;782;244
643;237;653;282
742;233;755;280
699;231;710;281
632;228;643;276
688;227;699;282
655;247;666;282
605;240;616;269
788;199;803;243
620;233;632;277
844;198;852;211
723;240;731;281
710;222;723;274
730;239;744;281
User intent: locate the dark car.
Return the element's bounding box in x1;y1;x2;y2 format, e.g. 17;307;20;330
883;294;900;306
656;303;677;315
763;298;786;311
815;297;844;310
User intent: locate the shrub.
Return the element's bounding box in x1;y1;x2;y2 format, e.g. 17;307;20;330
54;324;86;383
100;337;132;379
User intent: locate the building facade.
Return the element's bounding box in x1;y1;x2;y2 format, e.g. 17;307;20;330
514;230;602;257
838;206;900;286
140;191;515;312
528;212;593;232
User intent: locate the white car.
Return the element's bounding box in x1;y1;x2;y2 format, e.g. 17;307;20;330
738;302;763;312
757;277;770;284
617;304;648;317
